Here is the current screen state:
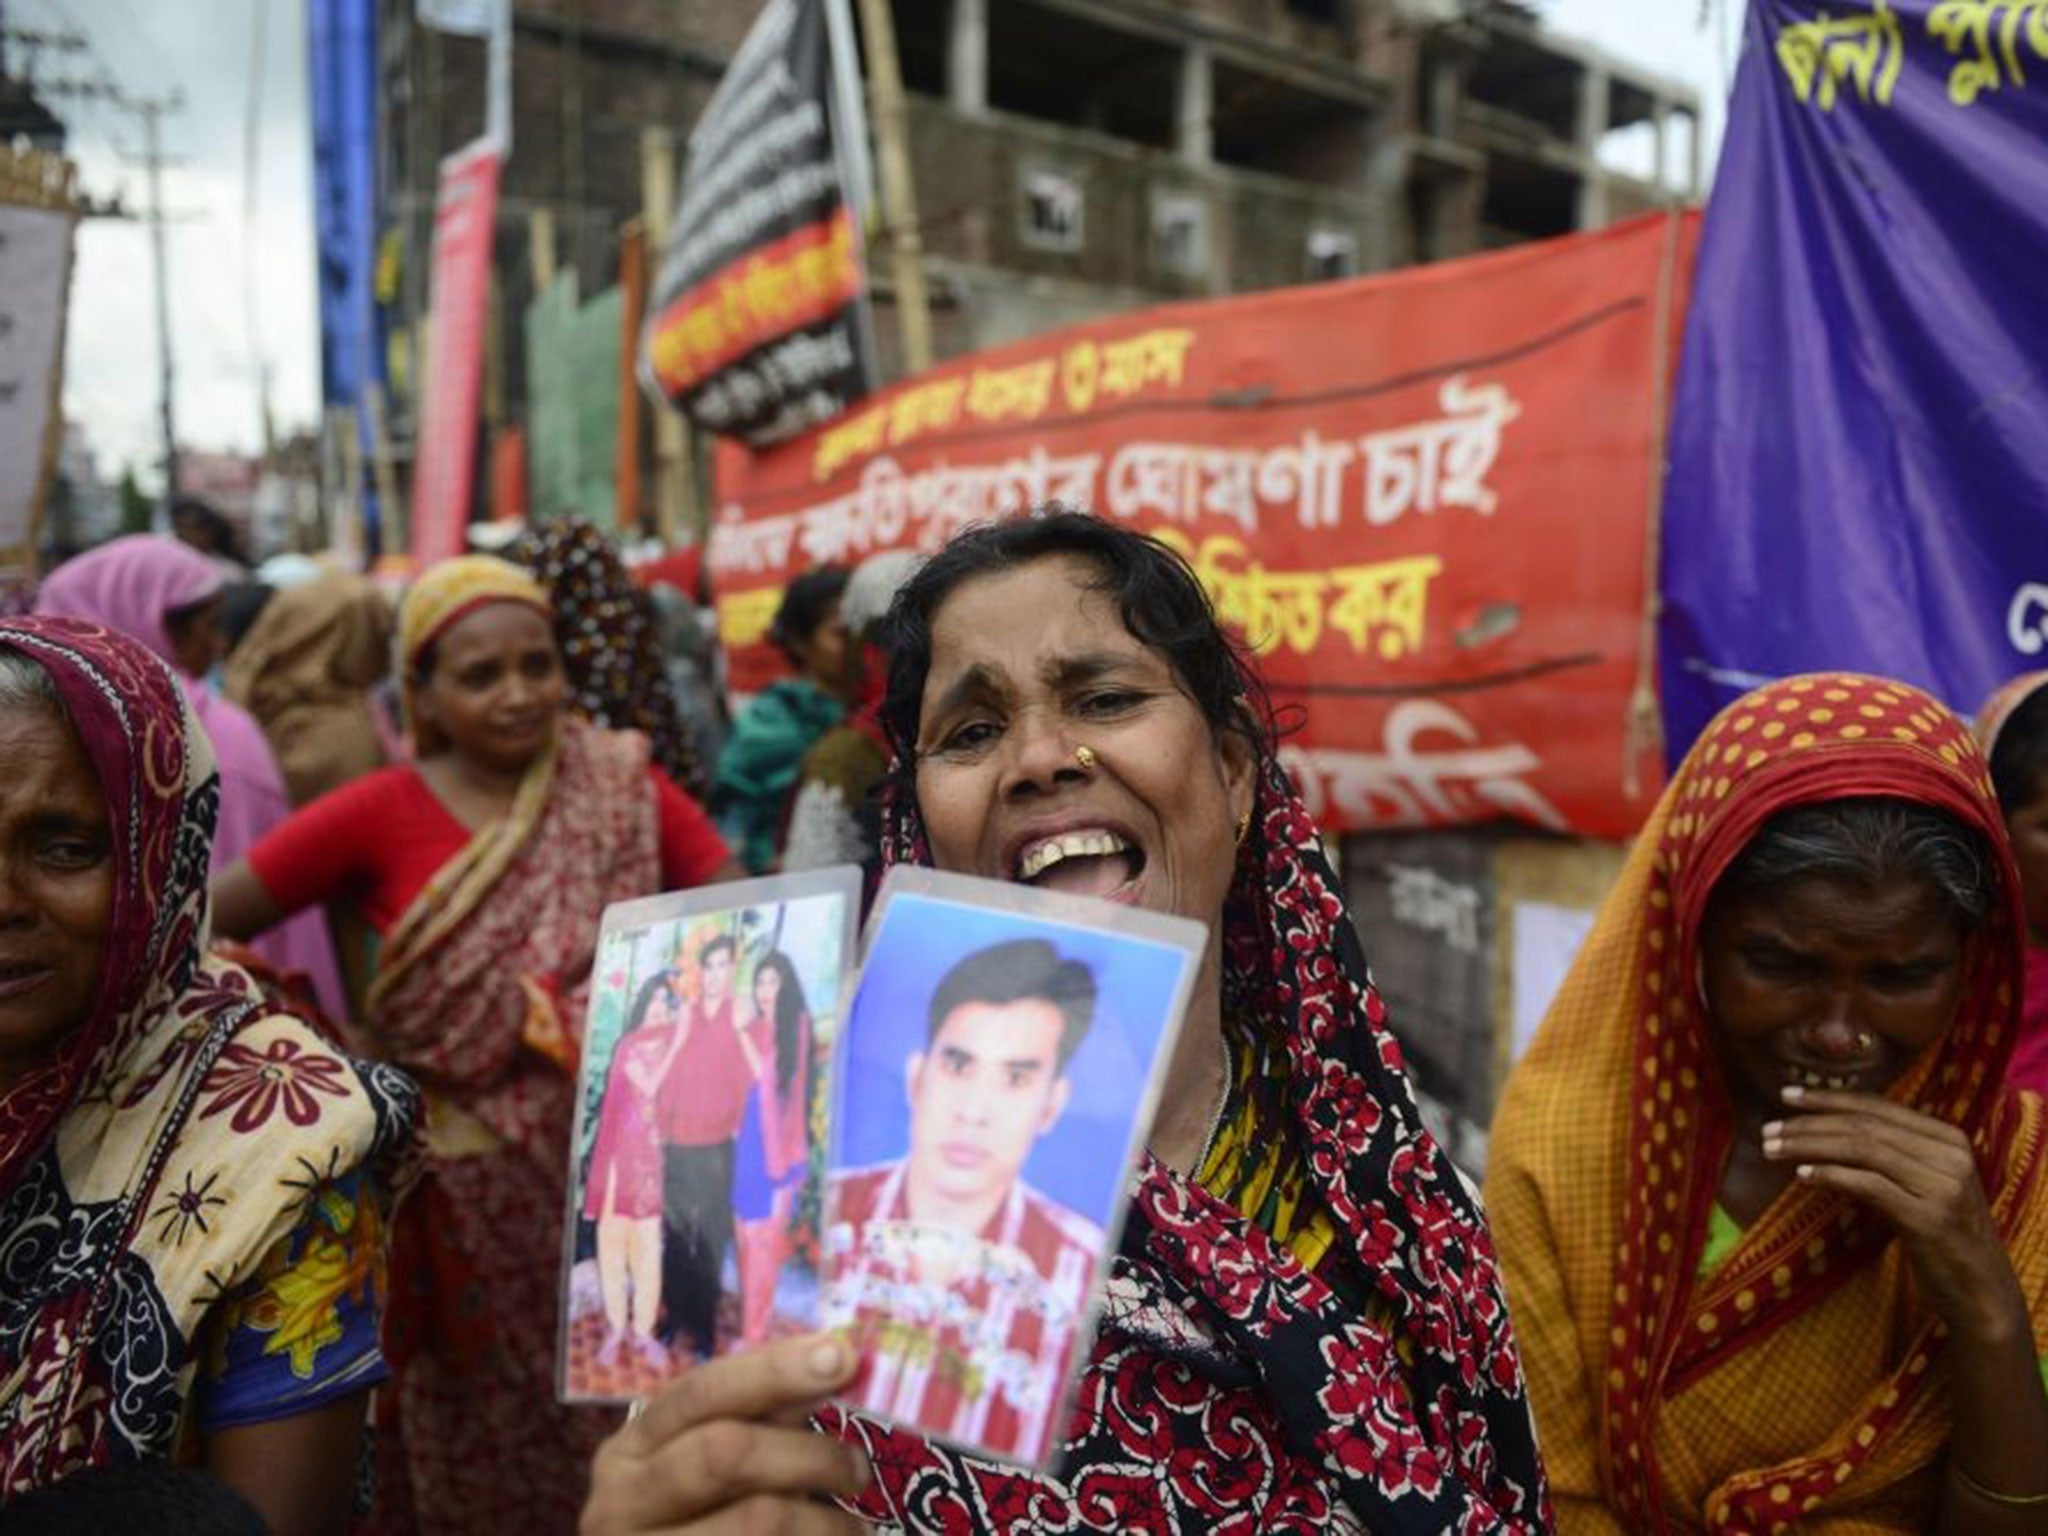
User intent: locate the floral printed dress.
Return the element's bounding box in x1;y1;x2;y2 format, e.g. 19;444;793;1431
0;616;418;1503
821;754;1553;1533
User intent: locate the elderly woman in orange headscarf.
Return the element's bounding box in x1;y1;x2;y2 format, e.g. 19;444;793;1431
1488;674;2048;1533
211;556;739;1536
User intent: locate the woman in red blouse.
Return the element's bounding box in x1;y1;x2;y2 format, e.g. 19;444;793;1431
212;555;738;1536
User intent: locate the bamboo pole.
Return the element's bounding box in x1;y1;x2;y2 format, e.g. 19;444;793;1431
364;381;404;559
641;126;698;544
615;217;648;535
529;206;557;292
853;0;933;375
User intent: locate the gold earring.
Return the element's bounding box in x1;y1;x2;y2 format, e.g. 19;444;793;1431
1074;745;1097;771
1235;810;1252;846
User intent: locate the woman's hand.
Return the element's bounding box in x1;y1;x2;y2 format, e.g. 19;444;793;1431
1762;1087;2026;1342
580;1332;869;1535
1766;1086;2048;1529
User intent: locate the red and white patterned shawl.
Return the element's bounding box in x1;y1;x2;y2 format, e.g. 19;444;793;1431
818;747;1551;1534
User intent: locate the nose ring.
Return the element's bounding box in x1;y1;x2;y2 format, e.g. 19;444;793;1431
1074;745;1098;771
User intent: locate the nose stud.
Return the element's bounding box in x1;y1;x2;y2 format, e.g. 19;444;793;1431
1074;745;1098;771
1852;1028;1875;1052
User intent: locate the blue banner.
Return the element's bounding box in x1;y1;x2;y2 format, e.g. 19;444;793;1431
1659;0;2048;757
307;0;386;540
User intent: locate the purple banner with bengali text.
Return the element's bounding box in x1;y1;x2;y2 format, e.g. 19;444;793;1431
1659;0;2048;756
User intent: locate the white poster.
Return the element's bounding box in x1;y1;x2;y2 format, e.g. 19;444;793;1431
0;203;73;553
1509;901;1596;1063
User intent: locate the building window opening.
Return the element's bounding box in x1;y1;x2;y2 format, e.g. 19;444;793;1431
1021;167;1086;252
1152;193;1208;278
1306;226;1359;282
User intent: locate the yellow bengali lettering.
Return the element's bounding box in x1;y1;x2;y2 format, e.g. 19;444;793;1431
1327;556;1444;661
716;587;784;649
813;406;890;481
1152;531;1440;660
888;378;966;446
1774;1;1903;109
738;252;796;332
1929;0;2048;105
651;217;863;394
966;357;1059;423
1062;340;1100;413
1097;328;1196;402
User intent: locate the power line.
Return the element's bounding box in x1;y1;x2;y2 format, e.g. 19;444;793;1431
37;65;189;497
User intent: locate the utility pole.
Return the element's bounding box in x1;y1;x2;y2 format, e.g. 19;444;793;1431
27;73;186;505
133;92;184;508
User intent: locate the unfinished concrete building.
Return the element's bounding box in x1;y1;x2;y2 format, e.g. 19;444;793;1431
368;0;1700;423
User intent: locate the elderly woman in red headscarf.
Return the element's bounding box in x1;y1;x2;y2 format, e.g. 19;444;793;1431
0;617;415;1534
35;535;346;1016
1490;674;2048;1533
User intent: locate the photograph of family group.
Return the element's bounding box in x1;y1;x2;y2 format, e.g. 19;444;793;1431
559;873;858;1401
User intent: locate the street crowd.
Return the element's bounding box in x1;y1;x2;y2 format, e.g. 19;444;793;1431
0;505;2045;1535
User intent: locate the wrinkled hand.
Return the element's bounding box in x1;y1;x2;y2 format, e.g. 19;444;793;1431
579;1332;870;1535
1763;1087;2026;1343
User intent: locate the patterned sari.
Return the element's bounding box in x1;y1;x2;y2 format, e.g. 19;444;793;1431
362;711;660;1536
508;517;705;796
1488;674;2048;1532
818;748;1552;1532
0;618;416;1500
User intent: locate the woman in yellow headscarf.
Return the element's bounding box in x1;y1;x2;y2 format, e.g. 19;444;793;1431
212;556;738;1536
1489;674;2048;1534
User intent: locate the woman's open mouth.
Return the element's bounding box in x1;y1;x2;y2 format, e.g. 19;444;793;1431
1779;1061;1880;1093
0;961;52;1001
1013;828;1147;902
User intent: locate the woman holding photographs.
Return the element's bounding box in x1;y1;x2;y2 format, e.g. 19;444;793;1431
732;950;817;1345
210;556;739;1536
581;510;1550;1534
584;971;689;1370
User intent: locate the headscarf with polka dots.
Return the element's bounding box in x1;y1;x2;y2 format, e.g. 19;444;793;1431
1490;672;2048;1532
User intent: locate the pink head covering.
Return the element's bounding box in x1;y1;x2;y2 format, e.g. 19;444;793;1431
34;534;224;670
1974;670;2048;776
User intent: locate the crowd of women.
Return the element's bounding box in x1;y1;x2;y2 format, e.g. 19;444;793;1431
0;504;2045;1535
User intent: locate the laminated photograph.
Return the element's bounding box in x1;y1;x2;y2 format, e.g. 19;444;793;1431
822;867;1206;1469
559;867;861;1403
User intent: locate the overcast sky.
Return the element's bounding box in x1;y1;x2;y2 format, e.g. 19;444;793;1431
18;0;1743;490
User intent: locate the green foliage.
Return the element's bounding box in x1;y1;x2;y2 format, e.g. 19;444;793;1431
117;469;152;536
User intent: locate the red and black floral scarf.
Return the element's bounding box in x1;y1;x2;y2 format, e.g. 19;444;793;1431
819;746;1551;1532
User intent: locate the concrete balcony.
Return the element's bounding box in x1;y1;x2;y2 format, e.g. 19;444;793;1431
903;93;1390;317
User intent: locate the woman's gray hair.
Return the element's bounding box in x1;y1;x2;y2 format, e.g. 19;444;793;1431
1716;796;1997;930
0;647;60;712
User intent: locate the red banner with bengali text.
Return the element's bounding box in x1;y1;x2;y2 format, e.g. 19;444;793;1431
712;213;1697;840
411;137;500;567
